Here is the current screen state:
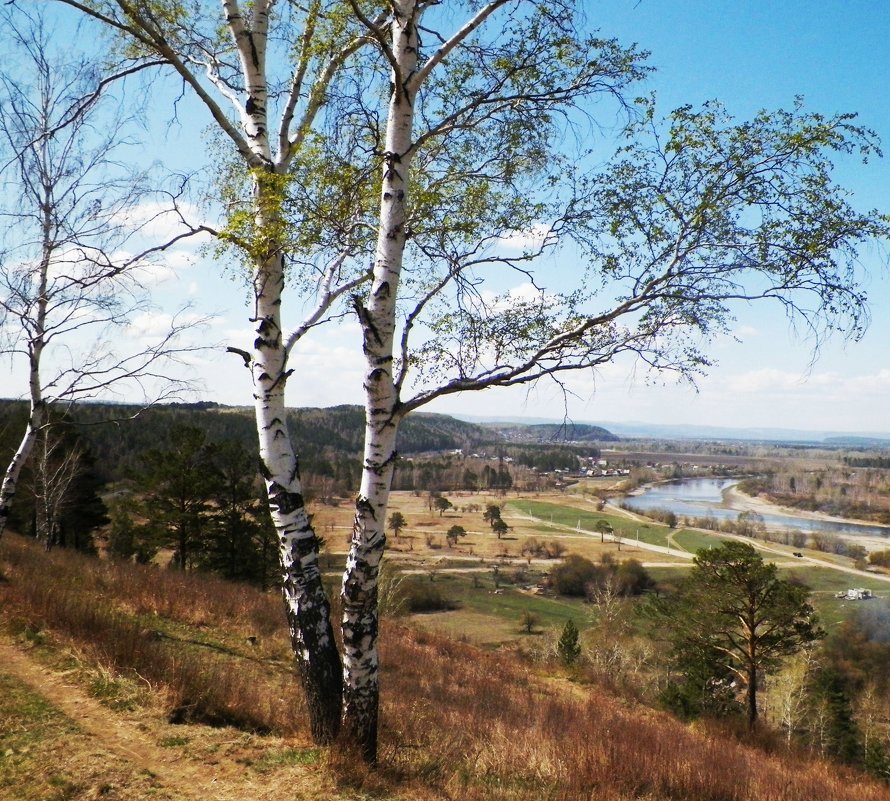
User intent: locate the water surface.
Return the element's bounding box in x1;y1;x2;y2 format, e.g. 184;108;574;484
622;478;889;538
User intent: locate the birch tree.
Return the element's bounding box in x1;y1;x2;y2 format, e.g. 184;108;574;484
51;0;386;745
343;0;651;754
338;0;890;759
0;9;206;539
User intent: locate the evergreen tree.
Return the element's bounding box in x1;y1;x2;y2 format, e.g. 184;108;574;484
558;619;582;667
137;426;219;571
201;441;277;585
649;542;822;728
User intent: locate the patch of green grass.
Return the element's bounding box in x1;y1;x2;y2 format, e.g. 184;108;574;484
158;735;190;748
0;673;81;800
415;572;589;635
249;747;321;773
781;566;890;595
671;529;727;554
644;565;691;585
624;525;672;548
89;671;145;712
508;499;667;545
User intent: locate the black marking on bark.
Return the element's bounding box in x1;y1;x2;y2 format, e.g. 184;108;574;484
268;368;294;391
246;95;257;114
247;36;260;69
268;483;305;515
279;580;342;745
373;281;390;299
257;372;271;381
292;533;324;558
352;298;384;348
258;458;272;480
355;495;376;520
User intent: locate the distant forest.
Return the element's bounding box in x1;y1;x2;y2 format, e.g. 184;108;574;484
0;401;495;483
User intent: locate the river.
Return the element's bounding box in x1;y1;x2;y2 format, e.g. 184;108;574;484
621;477;890;539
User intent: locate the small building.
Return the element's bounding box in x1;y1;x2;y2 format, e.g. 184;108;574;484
835;588;874;601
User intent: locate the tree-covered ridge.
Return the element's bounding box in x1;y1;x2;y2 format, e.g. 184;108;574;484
0;400;497;481
489;422;620;443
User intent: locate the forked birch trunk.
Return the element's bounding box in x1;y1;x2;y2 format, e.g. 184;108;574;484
341;0;419;761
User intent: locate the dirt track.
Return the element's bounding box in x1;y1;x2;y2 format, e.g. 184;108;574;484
0;637;334;801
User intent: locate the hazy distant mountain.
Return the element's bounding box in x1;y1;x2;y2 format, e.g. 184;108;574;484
451;414;890;446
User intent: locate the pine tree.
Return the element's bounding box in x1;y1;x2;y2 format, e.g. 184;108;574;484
558;619;582;667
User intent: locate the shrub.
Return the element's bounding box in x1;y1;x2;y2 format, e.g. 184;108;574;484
550;554;604;596
613;559;655;596
402;580;458;613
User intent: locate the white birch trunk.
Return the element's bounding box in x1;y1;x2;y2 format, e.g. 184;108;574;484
341;0;420;761
232;10;342;742
0;172;50;539
252;243;342;743
0;400;43;538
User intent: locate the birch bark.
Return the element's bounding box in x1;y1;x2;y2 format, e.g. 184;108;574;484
0;131;54;538
234;8;344;741
341;1;420;760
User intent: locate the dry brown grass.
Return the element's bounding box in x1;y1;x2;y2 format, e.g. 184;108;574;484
2;531;890;801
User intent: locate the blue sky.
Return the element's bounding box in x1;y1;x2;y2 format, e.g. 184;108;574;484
8;1;890;434
433;0;890;433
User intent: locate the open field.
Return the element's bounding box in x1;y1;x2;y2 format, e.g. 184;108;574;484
358;491;890;648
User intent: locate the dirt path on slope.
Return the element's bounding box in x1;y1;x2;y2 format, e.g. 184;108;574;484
0;636;313;801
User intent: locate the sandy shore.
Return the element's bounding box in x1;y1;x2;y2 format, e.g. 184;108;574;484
723;485;890;550
723;486;889;527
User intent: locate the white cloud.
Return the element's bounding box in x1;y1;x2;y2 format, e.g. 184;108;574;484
122;200;212;244
477;281;557;313
126;309;210;339
494;223;554;253
731;324;759;339
726;368;815;393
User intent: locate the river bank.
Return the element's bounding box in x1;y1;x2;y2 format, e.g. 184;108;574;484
723;484;890;532
622;476;890;547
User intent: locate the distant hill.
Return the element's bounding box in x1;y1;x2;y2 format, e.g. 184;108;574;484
0;400;497;484
454;414;890;446
486;422;619;443
824;435;890;449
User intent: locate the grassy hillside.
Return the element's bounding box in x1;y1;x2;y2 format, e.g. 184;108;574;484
2;531;889;801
